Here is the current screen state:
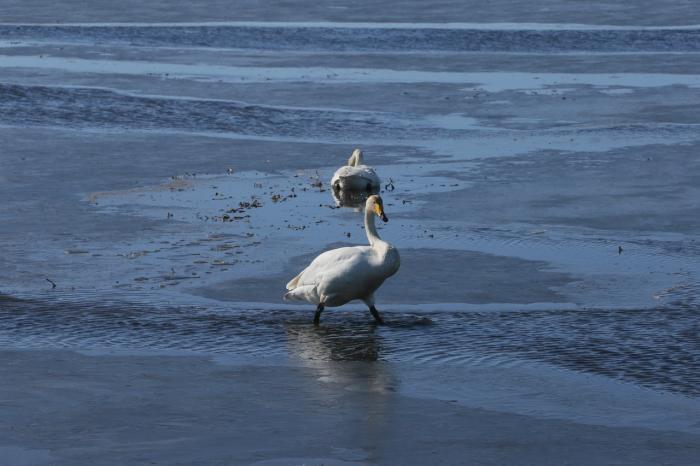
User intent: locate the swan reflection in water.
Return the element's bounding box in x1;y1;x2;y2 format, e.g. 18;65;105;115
284;318;396;400
282;319;396;454
285;317;382;362
331;186;380;209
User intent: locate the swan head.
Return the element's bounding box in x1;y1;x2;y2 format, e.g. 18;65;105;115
367;195;388;223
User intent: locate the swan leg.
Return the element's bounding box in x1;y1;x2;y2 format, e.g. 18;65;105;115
314;303;325;326
369;305;385;325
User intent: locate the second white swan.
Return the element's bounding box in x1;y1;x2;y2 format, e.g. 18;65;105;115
331;148;381;192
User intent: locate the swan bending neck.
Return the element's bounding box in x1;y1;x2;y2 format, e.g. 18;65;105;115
348;149;363;167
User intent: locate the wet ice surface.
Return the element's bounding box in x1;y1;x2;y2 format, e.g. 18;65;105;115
2;12;700;419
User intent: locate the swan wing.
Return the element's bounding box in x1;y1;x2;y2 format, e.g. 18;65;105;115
294;246;371;287
284;246;374;303
330;165;354;186
352;165;380;182
331;166;380;190
287;251;343;289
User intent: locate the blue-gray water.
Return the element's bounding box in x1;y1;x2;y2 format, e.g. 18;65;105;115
3;24;700;51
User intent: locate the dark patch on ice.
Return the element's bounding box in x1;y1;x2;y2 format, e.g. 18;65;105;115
0;83;434;141
0;293;24;302
193;247;573;305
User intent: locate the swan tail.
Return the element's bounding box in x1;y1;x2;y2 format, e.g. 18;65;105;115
283;285;317;302
285;271;304;290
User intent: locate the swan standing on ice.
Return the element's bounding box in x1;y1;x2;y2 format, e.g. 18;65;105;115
331;149;380;192
284;195;400;325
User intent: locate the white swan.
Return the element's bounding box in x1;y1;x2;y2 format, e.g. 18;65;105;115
331;149;381;192
284;195;400;325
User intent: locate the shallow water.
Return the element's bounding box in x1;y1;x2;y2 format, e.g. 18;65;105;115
3;24;700;52
0;297;698;398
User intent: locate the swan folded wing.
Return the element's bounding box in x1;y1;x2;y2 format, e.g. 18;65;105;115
331;165;354;179
334;166;355;177
288;247;371;290
334;166;378;181
331;166;353;186
361;169;381;186
353;166;378;178
349;167;378;180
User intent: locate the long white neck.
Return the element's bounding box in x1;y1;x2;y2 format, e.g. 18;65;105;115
364;206;382;247
348;149;363;167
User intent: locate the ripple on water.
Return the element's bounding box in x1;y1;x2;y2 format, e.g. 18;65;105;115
2;25;700;52
0;298;698;397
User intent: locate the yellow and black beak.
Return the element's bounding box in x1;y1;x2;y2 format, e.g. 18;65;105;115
373;202;388;223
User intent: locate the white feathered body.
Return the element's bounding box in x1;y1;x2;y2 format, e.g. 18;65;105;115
285;243;399;307
331;165;381;191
